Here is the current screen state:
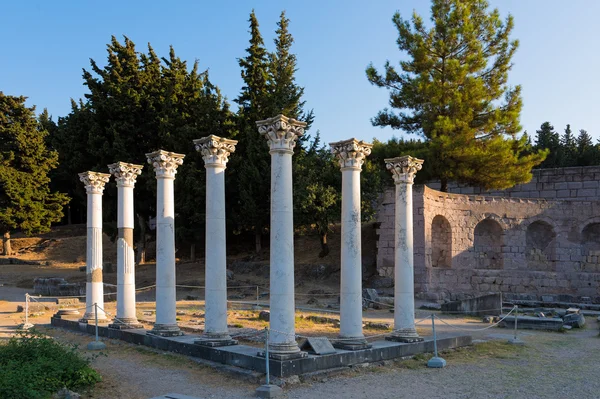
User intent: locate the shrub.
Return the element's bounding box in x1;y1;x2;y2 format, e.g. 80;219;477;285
0;329;101;399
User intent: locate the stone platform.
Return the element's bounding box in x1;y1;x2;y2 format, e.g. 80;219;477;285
51;317;471;377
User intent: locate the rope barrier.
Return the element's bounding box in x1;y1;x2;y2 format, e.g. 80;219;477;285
433;306;517;332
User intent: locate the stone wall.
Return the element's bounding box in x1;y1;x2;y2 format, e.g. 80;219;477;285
428;166;600;200
376;166;600;301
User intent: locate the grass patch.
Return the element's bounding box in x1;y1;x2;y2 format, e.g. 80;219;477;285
442;340;526;363
0;329;101;399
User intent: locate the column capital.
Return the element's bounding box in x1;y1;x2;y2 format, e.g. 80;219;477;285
79;171;110;194
108;162;143;187
385;156;424;184
330;138;373;170
193;135;238;167
256;114;306;154
146;150;185;179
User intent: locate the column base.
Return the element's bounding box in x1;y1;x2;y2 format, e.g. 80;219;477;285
146;323;183;337
385;328;424;343
258;341;307;360
53;309;80;319
195;338;239;347
332;337;372;351
79;313;108;324
108;318;144;330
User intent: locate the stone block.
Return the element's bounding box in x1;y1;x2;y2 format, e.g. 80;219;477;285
577;189;596;197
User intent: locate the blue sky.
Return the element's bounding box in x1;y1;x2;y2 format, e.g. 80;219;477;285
2;0;599;144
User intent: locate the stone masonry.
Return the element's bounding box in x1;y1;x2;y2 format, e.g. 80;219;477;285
376;166;600;301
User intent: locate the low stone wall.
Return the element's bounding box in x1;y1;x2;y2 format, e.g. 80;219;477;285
34;278;85;297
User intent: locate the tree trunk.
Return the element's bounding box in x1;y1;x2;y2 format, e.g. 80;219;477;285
190;243;196;262
440;178;448;193
3;232;12;257
136;214;147;264
255;231;262;254
318;231;330;258
67;204;72;225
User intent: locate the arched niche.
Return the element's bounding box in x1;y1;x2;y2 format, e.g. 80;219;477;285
473;218;504;269
525;220;556;271
431;215;452;268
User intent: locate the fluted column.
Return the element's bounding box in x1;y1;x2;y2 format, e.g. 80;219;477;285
79;171;110;322
108;162;144;329
193;135;238;347
146;150;185;337
385;156;424;342
256;114;306;359
330;138;373;350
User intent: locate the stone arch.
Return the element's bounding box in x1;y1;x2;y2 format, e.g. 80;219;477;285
431;215;452;268
473;218;504;269
525;220;556;271
580;223;600;272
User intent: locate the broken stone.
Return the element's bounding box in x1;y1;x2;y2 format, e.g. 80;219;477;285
226;269;234;280
306;297;320;306
258;311;270;321
563;313;585;328
176;310;186;316
541;295;555;302
566;307;580;314
53;388;80;399
362;288;378;302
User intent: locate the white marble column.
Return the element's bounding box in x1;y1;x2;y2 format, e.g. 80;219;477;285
108;162;144;329
256;114;306;359
385;156;424;342
330;139;373;350
146;150;185;337
193;135;238;347
79;171;110;322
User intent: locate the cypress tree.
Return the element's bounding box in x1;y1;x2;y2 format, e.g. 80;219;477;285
534;122;560;168
366;0;546;191
561;124;577;167
0;93;69;255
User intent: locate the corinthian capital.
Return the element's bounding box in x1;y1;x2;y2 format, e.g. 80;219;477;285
79;171;111;194
145;150;185;179
108;162;143;187
193;135;238;167
385;156;424;184
330;138;373;170
256;114;306;154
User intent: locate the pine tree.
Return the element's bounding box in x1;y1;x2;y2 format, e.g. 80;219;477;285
561;124;577;167
534;122;560;168
0;93;69;255
366;0;546;191
576;129;595;166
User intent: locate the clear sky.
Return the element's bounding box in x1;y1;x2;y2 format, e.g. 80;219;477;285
2;0;599;144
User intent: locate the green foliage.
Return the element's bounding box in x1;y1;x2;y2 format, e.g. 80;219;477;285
52;36;232;254
0;330;101;399
533;122;600;168
366;0;546;191
233;10;313;252
369;137;431;185
0;93;69;238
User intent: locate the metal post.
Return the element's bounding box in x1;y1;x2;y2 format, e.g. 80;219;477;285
514;305;518;340
256;327;282;397
87;303;106;350
427;314;446;368
507;305;524;345
22;293;33;330
265;328;270;385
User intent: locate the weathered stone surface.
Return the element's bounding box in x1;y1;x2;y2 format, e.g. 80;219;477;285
258;311;270;321
376;166;600;301
563;313;586;328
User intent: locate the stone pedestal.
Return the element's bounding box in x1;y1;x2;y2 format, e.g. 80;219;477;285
257;115;307;359
108;162;144;330
146;150;185;337
79;171;110;322
330;139;373;350
193;135;238;347
384;156;425;343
